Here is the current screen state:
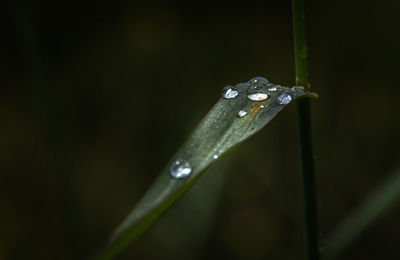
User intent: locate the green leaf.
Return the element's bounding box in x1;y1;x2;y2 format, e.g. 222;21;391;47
97;78;317;259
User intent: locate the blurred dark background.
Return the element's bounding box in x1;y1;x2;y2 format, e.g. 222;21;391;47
1;0;400;259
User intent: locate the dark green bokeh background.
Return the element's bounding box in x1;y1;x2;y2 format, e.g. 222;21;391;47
1;1;400;259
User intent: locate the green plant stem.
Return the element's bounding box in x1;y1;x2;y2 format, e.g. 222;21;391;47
292;1;320;260
292;0;309;90
297;99;319;260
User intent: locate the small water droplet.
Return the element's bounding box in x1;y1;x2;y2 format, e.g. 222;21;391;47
260;105;265;108
277;93;292;105
247;93;269;101
170;160;192;179
222;86;239;99
248;77;269;90
291;86;304;91
236;110;247;118
213;154;219;159
268;86;277;92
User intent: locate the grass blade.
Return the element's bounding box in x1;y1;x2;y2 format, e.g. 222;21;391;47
292;0;320;259
97;78;317;259
324;166;400;259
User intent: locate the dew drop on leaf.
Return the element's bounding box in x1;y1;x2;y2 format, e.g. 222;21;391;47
236;110;248;118
277;93;292;105
170;160;192;179
248;77;269;90
222;86;239;99
247;93;269;101
247;77;270;90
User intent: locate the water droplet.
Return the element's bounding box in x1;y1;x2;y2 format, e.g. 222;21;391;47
291;86;304;91
170;160;192;179
268;86;277;92
260;105;265;108
248;77;269;90
222;86;239;99
247;93;269;101
213;154;219;159
236;110;247;118
277;93;292;105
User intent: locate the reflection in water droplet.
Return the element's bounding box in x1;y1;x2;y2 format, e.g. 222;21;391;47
277;93;292;105
170;160;192;179
247;93;269;101
213;154;219;159
236;110;247;118
222;86;239;99
268;86;277;92
248;77;269;90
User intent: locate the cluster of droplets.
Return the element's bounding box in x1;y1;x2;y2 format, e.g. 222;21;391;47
247;77;273;101
222;77;277;101
170;159;192;179
171;80;306;180
246;77;271;101
221;76;300;118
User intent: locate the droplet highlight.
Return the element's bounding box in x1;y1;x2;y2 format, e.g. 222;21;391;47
213;154;219;159
247;93;269;101
268;86;277;92
277;93;292;105
236;110;247;118
248;77;269;90
170;160;192;179
222;86;239;99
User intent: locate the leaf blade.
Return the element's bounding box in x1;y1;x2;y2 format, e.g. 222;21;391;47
97;79;317;259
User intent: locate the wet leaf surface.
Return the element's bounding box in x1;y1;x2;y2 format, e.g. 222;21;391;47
98;77;317;259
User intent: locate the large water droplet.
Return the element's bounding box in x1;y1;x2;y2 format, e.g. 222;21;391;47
248;77;269;90
236;110;247;118
170;160;192;179
247;93;269;101
277;93;292;105
222;86;239;99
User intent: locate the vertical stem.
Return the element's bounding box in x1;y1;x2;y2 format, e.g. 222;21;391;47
297;99;319;260
292;1;320;260
292;0;309;90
